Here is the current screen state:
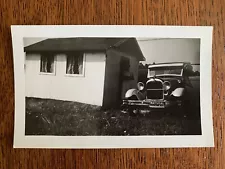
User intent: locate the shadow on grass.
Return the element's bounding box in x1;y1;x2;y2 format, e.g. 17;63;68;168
25;97;201;136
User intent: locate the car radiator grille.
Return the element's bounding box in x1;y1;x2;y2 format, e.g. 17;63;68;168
147;89;164;99
146;80;164;99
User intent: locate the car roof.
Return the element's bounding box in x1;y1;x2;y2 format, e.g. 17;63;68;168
148;62;190;68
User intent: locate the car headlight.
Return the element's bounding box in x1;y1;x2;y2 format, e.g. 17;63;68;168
137;82;145;91
163;81;171;91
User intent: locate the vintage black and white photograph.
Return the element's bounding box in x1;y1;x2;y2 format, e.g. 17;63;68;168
11;26;214;148
23;37;201;136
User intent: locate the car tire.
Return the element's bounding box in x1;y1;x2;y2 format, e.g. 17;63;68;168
182;99;197;119
169;106;183;117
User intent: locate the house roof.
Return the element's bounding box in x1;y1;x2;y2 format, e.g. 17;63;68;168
24;38;145;61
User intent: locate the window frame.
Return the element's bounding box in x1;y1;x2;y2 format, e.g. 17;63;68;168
65;53;85;77
39;53;56;76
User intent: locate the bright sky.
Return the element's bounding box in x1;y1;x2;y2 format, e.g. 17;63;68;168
137;38;200;64
23;38;47;47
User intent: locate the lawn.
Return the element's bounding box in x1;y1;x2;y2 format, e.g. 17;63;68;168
25;97;201;136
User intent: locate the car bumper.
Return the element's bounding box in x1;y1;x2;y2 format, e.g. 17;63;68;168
122;99;182;109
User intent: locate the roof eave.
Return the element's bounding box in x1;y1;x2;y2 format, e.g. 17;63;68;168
24;49;106;53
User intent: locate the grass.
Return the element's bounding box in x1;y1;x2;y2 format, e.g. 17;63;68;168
25;97;201;136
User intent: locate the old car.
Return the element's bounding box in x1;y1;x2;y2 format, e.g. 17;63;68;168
121;62;196;115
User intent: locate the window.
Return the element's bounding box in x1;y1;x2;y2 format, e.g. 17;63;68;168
40;54;55;74
66;53;84;75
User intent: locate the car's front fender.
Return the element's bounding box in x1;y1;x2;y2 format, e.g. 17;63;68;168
125;89;145;100
170;87;185;97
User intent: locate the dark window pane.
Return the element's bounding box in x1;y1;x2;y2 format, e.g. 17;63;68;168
40;54;54;73
66;53;83;75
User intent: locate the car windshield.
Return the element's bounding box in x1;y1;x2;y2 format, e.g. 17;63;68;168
148;66;183;77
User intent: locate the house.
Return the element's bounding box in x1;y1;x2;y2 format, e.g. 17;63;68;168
24;38;145;108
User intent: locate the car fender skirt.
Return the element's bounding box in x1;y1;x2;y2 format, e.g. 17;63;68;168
171;88;185;97
125;89;144;100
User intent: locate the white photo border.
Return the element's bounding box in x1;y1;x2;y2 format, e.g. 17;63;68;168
11;25;214;148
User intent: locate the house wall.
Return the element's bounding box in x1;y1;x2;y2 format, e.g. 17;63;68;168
102;50;121;108
102;49;139;108
25;52;106;106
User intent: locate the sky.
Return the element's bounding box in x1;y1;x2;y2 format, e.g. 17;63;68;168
23;38;47;47
137;38;200;64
